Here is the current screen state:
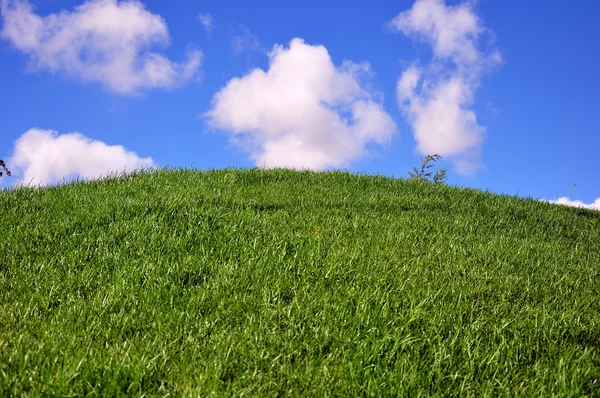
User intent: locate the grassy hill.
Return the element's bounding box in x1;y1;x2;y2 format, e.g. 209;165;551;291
1;168;599;396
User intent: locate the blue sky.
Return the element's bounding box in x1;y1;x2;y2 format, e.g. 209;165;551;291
1;0;598;210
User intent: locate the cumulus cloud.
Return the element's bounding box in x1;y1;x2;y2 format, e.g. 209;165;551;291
0;0;202;95
544;197;600;212
389;0;502;174
9;128;156;186
197;13;212;36
205;38;397;170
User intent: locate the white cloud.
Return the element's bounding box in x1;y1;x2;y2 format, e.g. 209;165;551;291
9;128;156;186
0;0;202;95
197;13;212;35
389;0;481;65
544;197;600;212
205;38;397;170
390;0;501;174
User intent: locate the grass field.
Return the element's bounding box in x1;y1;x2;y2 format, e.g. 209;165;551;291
1;168;599;396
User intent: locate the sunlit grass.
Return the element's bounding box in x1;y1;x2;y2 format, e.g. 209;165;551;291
1;168;599;396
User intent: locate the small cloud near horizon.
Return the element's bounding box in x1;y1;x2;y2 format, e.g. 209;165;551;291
7;128;156;187
544;197;600;211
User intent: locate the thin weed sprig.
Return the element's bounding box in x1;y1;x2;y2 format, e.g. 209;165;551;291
408;154;447;184
0;159;11;178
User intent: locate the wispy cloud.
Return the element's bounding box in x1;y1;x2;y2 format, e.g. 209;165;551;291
389;0;502;175
0;0;202;95
197;13;213;36
205;38;397;170
544;197;600;211
231;25;261;54
8;128;155;186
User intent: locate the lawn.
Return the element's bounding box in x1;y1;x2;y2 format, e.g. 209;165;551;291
1;168;599;396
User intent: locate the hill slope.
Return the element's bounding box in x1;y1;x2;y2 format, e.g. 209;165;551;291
1;168;599;395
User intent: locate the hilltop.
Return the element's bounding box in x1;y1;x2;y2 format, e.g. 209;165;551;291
1;168;599;395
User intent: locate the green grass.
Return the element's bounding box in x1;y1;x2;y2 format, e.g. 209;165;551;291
1;168;599;396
